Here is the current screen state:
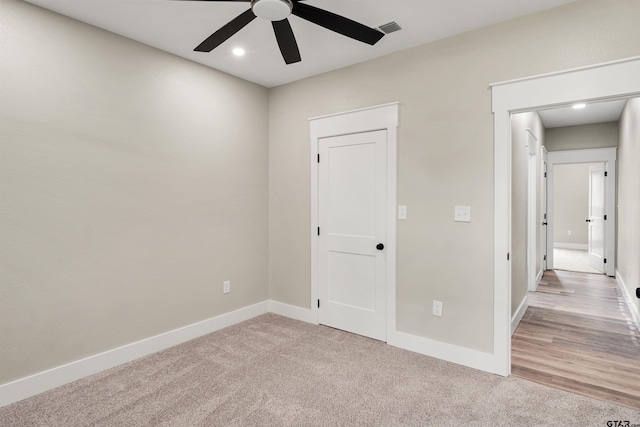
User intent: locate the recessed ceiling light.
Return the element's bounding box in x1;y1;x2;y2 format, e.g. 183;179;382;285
572;103;586;109
232;47;245;57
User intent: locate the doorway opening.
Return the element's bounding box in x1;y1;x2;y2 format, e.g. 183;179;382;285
545;147;617;277
552;162;605;274
505;87;638;407
491;56;640;377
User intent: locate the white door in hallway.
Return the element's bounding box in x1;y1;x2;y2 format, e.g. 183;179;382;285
318;130;387;341
541;149;548;272
588;163;606;273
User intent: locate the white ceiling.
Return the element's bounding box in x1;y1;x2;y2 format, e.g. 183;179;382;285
538;99;628;128
23;0;576;88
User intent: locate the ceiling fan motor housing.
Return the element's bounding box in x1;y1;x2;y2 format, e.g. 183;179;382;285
251;0;293;21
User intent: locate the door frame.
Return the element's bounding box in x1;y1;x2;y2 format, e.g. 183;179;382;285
540;146;548;275
546;149;617;276
309;102;399;337
491;55;640;376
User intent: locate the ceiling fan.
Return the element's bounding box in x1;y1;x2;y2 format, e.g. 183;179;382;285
180;0;385;64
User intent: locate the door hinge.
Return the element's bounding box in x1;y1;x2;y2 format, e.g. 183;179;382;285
604;258;607;264
604;171;608;177
544;254;547;261
317;154;320;163
604;215;607;220
317;299;320;308
507;253;510;261
544;172;547;178
317;227;320;236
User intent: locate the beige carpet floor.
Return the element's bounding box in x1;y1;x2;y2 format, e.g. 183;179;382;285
1;314;638;426
553;248;601;274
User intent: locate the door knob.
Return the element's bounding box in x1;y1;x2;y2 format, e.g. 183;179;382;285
376;243;384;250
542;222;548;226
586;219;591;222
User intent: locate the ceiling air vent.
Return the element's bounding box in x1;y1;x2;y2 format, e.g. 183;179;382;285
378;21;402;35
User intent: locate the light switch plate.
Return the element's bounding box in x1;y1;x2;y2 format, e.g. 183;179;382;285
454;206;471;222
398;205;407;220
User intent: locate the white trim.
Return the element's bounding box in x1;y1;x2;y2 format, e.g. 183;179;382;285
268;300;313;324
546;148;617;276
1;296;512;409
491;56;640;88
536;269;544;286
511;295;529;336
308;102;400;122
309;102;399;338
526;129;538;292
553;243;589;251
616;271;640;330
0;302;269;408
492;56;640;377
387;331;497;374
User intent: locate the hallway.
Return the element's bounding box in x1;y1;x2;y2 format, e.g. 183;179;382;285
512;270;640;409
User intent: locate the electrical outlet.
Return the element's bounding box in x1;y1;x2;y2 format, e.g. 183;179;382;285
433;300;443;317
223;280;230;294
567;230;572;236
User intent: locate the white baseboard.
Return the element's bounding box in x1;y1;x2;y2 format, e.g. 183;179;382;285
553;243;588;250
1;299;507;408
616;271;640;330
511;296;529;336
536;269;544;286
0;301;269;408
387;331;500;375
268;300;313;323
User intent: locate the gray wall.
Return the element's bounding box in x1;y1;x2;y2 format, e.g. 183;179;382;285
552;163;594;246
2;0;640;386
268;0;640;353
617;98;640;319
511;112;544;317
546;122;619;152
0;0;269;384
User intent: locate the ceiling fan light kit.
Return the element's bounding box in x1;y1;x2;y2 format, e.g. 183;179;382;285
251;0;293;21
184;0;385;65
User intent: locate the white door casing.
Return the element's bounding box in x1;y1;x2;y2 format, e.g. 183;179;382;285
492;56;639;376
310;102;398;340
544;149;616;276
318;130;387;341
588;163;606;273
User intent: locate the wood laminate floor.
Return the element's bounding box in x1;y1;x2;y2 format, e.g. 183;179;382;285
512;270;640;409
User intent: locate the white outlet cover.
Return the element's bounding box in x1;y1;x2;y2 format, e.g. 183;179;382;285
454;206;471;222
433;300;443;317
223;280;230;294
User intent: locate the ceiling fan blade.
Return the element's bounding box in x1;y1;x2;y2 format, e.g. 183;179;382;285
195;8;256;52
272;19;301;64
291;2;384;46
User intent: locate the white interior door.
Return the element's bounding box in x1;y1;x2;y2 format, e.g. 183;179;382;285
588;163;606;273
540;148;548;272
318;130;387;341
